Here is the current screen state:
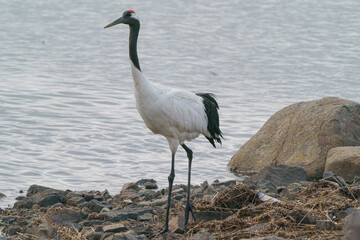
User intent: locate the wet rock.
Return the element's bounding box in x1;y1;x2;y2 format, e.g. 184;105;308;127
13;197;34;209
137;179;158;190
169;215;185;234
229;97;360;179
251;165;307;188
30;188;66;207
49;208;83;225
99;207;153;222
81;199;111;213
192;230;216;240
140;196;168;207
122;182;142;192
103;223;128;233
211;180;236;188
196;211;232;221
66;192;86;206
0;192;6;199
27;184;54;197
316;220;336;230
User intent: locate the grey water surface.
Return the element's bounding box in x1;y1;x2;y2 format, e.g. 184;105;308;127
1;0;359;208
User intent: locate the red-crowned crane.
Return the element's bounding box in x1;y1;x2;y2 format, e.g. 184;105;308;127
104;10;223;232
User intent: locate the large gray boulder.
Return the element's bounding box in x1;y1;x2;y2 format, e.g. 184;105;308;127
324;146;360;182
228;97;360;179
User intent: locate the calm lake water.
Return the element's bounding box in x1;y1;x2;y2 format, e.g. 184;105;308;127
1;0;359;208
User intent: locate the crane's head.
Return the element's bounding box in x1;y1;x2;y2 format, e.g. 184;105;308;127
104;10;139;29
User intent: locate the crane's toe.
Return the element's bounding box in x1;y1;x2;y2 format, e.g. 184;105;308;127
184;201;196;225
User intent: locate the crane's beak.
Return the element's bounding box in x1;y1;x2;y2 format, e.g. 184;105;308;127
104;16;125;29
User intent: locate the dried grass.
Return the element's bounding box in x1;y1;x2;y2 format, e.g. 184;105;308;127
189;181;360;239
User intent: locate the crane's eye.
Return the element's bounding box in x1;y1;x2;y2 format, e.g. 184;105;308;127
126;12;132;17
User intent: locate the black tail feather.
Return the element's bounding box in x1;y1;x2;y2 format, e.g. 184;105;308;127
196;93;224;148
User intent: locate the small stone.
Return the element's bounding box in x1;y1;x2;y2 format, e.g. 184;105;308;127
49;208;83;225
169;216;185;234
316;220;336;230
13;197;34;209
0;192;6;199
112;230;146;240
99;207;153;222
144;182;158;190
81;220;105;227
85;199;108;213
122;182;141;192
19;190;24;193
85;231;103;240
15;196;25;200
103;223;128;233
138;212;153;221
193;229;216;240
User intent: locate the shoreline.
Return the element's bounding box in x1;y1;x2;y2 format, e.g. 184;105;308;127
1;169;359;239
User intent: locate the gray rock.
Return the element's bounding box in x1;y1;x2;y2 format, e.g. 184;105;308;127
103;223;128;233
26;184;54;197
30;188;66;207
251;165;307;187
81;199;110;213
0;192;6;199
193;230;216;240
122;182;141;192
84;232;103;240
13;197;34;209
316;220;336;230
342;210;360;240
325;146;360;182
49;208;83;225
255;179;278;194
99;207;153;222
211;180;236;188
81;220;105;227
137;212;153;221
323;171;347;187
229;97;360;179
169;216;185;234
112;230;147;240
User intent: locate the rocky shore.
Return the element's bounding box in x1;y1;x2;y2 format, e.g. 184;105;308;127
1;166;360;240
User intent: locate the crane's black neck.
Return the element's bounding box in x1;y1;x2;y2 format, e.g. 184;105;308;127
129;23;141;71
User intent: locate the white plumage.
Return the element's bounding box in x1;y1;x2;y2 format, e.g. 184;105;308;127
105;10;223;232
131;62;209;153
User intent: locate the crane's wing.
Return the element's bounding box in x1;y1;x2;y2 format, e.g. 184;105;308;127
157;88;208;135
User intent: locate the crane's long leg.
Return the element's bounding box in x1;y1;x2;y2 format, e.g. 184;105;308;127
162;152;175;233
181;144;196;225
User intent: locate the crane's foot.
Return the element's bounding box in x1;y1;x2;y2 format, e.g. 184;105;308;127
184;201;196;225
